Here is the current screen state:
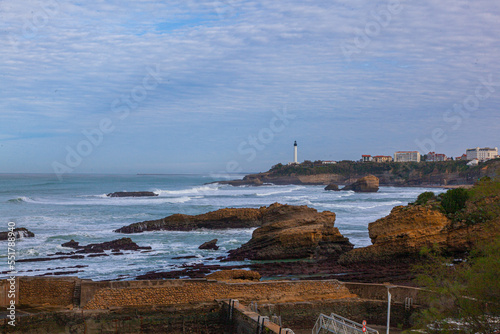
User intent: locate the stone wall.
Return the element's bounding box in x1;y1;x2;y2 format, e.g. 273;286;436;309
18;277;77;307
0;304;225;334
84;280;354;309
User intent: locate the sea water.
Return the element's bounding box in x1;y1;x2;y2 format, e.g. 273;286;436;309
0;174;444;280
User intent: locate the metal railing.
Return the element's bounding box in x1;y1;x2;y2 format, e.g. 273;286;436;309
312;313;379;334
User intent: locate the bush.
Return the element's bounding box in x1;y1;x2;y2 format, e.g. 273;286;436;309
414;191;436;205
439;188;470;215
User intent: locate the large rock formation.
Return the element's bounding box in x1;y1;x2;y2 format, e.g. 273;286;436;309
339;205;496;264
107;191;158;197
226;203;353;261
341;175;379;192
115;207;264;233
0;228;35;240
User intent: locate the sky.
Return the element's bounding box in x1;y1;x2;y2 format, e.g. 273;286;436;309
1;0;500;175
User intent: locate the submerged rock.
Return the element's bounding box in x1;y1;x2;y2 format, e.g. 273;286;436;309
0;228;35;240
226;203;353;261
341;175;379;192
107;191;158;197
198;239;219;250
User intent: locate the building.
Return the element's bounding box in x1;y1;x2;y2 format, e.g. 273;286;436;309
467;159;479;166
465;147;498;162
373;155;393;163
288;141;298;165
394;151;421;162
426;152;447;162
322;160;337;165
361;155;372;162
294;141;298;163
456;154;467;161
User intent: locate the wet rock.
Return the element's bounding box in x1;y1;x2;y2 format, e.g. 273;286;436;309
18;255;85;263
198;239;219;250
324;184;340;191
61;240;81;248
0;228;35;240
61;237;151;254
172;255;198;260
107;191;158;197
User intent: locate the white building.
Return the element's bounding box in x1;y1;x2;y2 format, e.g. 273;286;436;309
288;141;299;165
394;151;421;162
465;147;498;162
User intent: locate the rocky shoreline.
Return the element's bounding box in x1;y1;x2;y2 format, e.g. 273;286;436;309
213;160;500;187
17;175;499;284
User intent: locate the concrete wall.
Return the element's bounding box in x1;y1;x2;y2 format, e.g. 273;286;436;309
221;300;285;334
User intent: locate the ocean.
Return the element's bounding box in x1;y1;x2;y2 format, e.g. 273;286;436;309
0;174;444;281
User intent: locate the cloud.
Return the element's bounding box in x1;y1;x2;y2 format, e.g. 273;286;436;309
1;0;499;172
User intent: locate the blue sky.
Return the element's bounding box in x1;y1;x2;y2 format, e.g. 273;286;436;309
1;0;499;175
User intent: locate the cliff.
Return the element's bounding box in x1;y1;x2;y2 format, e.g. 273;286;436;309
216;159;500;187
340;176;500;264
227;203;353;261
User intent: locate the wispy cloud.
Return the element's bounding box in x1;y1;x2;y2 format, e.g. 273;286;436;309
1;0;499;173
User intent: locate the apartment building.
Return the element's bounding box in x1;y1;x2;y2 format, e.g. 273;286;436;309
394;151;421;162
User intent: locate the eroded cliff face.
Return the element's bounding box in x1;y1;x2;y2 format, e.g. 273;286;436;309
227;203;353;261
339;205;497;264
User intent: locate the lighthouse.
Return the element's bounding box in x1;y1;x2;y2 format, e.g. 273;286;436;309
294;141;298;164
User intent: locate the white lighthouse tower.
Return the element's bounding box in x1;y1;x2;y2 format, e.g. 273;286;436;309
294;141;298;164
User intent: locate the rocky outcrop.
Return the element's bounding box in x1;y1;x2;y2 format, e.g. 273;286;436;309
341;175;379;192
115;207;264;233
107;191;158;197
61;238;152;253
215;160;500;187
206;269;261;281
0;228;35;240
325;184;340;191
198;239;219;250
227;203;353;261
339;205;496;264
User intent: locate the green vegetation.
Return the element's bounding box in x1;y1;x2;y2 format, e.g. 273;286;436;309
409;175;500;332
413;191;437;206
439;188;470;215
269;160;473;179
411;237;500;333
408;175;500;226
